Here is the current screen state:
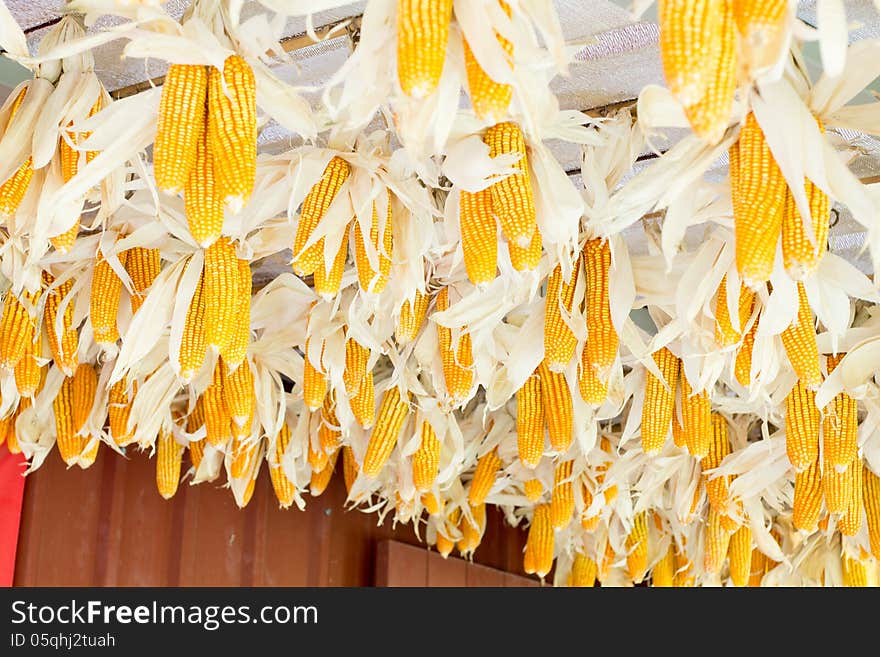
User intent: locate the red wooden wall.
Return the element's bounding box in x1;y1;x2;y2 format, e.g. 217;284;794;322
13;448;532;586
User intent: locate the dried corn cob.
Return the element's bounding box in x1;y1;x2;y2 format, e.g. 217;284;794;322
842;553;869;587
714;276;755;347
412;419;441;492
314;225;350;299
785;378;820;471
506;228;541;271
732;0;789;72
659;0;723;106
203;360;231;447
728;523;753;587
580;238;618;404
780;282;821;389
468;447;502;506
204;237;240;353
625;512;649;583
641;347;679;454
793;458;822;532
839;462;863;536
681;372;711;458
207;56;256;211
516;371;544;468
223;360;254;428
864;465;880;559
13;328;41;397
396;0;454;98
125;247;161;315
179;272;207;383
457;503;486;556
460;188;498;285
436;288;473;404
703;507;732;574
421;492;441;516
523;504;554;578
221;259;251;366
551;460;575;530
154;64;208;193
702;413;733;517
310;450;338;497
463;1;513;121
184;109;224;247
485;122;536;248
292;156;350;277
396;290;429;343
730;112;787;287
543;264;578;371
524;478;544;502
822;462;852;515
652;545;675;587
303;338;326;411
0;88;34;218
0;289;38;369
362;386;411;477
734;308;759;386
569;552;598;587
354;195;393;293
90;246;126;345
343;445;359;496
823;353;858;470
53;371;81;465
156;429;184;499
108;378;135;446
42;273;78;376
539;360;573;452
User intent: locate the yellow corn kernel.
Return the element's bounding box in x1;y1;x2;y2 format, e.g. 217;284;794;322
659;0;723;106
124;247;161;315
184;110;224;247
538;360;573;452
703;507;732;574
523;504;554;578
463;1;513;121
506;228;542;271
823;353;858;470
580;482;600;530
59;96;99;184
714;276;755;347
421;492;442;516
343;338;369;397
679;0;736;142
457;503;486;557
780;282;821;389
598;540;616;584
396;0;454;98
641;347;680;454
516;370;544;468
652;544;676;587
625;512;649;583
42;273;78;376
154;64;208;193
362;385;411;477
543;264;578;371
343;445;359;496
203;237;240;353
730;112;787;288
396;290;429;344
203;360;231;447
156;429;184;500
864;465;880;560
292;156;351;277
412;419;441;493
0;288;38;369
568;552;598;587
53;372;81;465
460;188;498;286
310;450;339;497
782;133;829;280
221;259;251;367
49;216;81;254
785;378;820;471
354;194;393;293
485;121;536;248
313;223;350;299
550;460;575;530
732;0;788;72
839;461;863;537
14;328;42;397
702;413;733;515
436;288;474;405
223;360;254;429
822;461;852;515
468;447;502;506
71;363;97;436
580;238;618;405
108;379;136;446
0;88;33;218
207;56;256;212
841;553;869;587
672;404;686;448
268;424;294;508
793;458;822;533
734;309;759;386
436;508;460;558
303;338;326;411
728;523;753;587
681;372;711;459
179;271;207;384
90;246;126;345
524;478;543;502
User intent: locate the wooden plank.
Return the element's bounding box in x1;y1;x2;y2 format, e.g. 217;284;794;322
427;551;467;587
375;540;428;587
466;562;506;587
